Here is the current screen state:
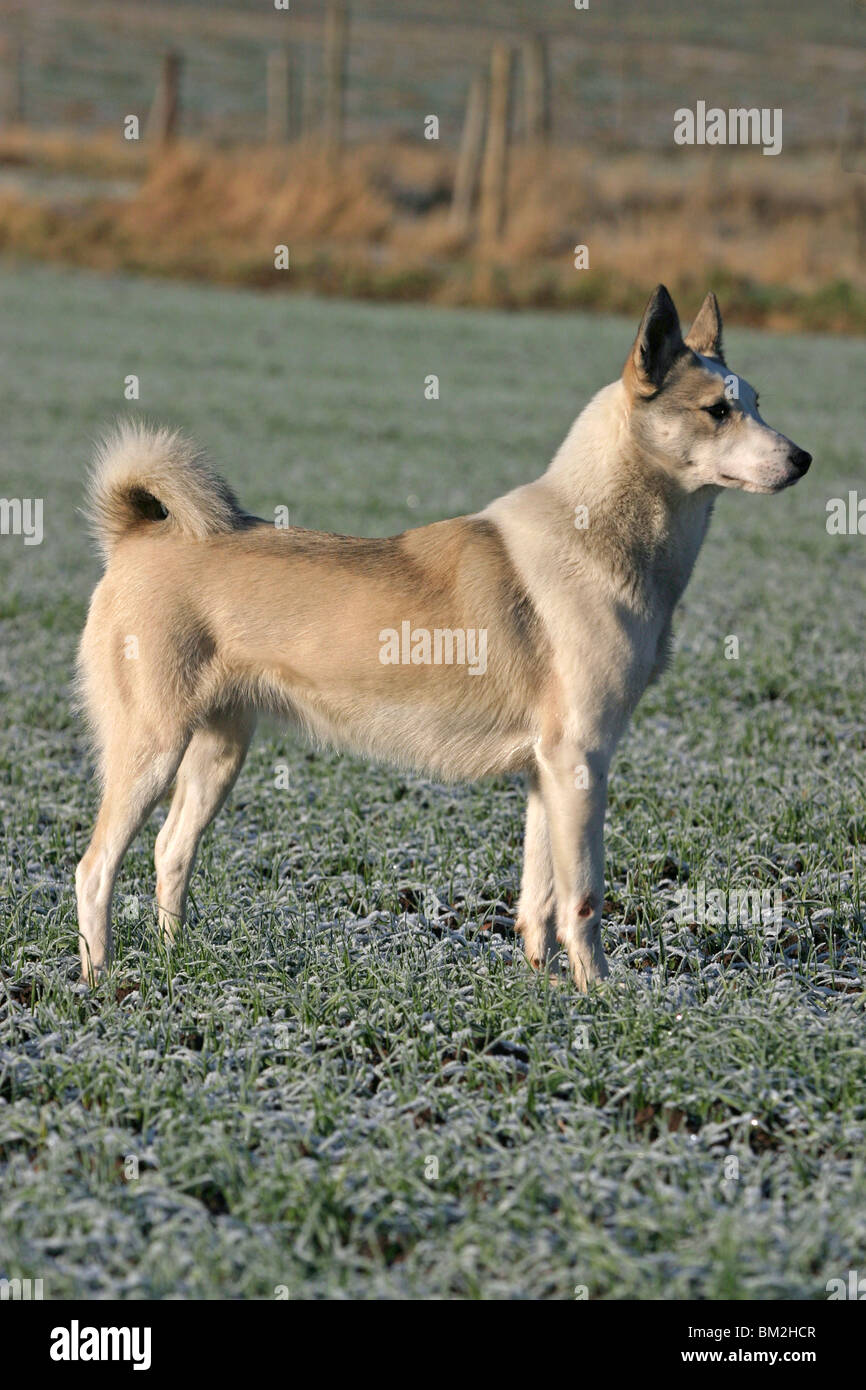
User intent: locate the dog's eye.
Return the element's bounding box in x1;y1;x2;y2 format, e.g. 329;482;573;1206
703;400;730;420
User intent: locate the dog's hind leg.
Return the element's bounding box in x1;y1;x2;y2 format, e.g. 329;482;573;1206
516;773;559;970
154;707;256;945
76;731;190;984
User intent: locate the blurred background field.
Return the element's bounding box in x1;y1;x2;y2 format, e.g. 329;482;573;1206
0;0;864;328
1;262;865;1297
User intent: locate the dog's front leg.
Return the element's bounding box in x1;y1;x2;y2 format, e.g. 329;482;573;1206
516;773;559;970
536;736;610;991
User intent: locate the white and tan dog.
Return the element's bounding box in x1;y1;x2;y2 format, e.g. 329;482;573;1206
75;286;811;988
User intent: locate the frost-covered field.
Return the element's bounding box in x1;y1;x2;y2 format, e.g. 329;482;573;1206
1;264;864;1299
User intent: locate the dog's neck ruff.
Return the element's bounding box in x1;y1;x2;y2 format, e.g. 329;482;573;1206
547;381;716;614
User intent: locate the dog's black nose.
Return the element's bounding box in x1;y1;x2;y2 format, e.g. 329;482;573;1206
790;448;812;475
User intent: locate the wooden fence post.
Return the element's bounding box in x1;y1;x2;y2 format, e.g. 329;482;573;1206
479;42;515;244
521;34;550;143
841;105;866;255
450;72;486;235
842;103;866;172
0;35;22;125
323;1;349;154
147;50;182;145
267;47;292;143
299;43;314;139
855;184;866;259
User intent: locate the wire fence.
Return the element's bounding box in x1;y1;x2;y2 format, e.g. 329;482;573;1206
0;0;861;153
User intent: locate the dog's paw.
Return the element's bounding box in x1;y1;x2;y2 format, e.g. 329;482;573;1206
518;919;565;975
571;954;610;992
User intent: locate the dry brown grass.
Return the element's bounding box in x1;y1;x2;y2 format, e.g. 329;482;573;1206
0;126;148;178
0;129;864;330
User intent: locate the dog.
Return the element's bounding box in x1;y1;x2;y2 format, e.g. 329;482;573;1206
74;286;811;988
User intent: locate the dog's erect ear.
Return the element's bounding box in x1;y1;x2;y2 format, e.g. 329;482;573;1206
685;290;725;364
624;284;686;397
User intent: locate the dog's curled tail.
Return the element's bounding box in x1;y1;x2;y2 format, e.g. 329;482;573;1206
86;421;246;564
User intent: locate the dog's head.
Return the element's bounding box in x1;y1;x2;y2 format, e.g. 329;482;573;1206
622;285;811;493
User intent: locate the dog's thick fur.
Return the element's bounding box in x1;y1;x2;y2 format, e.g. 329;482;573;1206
75;287;811;988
